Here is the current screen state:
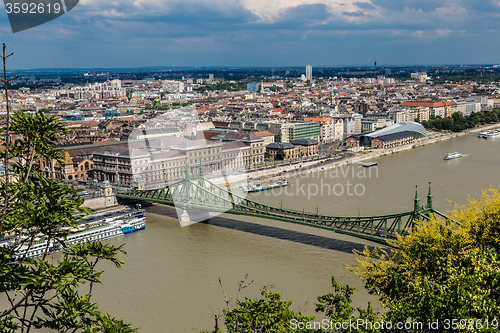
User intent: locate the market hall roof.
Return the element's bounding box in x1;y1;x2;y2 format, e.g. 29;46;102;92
364;121;426;138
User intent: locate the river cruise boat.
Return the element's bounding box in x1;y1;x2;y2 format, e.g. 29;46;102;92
243;180;291;193
362;162;378;167
478;130;500;139
0;209;146;259
443;152;463;160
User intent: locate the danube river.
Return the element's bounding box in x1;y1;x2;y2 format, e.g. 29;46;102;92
90;134;500;332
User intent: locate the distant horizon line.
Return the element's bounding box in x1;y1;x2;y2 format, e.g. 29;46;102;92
8;63;500;73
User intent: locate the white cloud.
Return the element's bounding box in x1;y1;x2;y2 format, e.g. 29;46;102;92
435;3;467;22
240;0;378;22
79;0;244;18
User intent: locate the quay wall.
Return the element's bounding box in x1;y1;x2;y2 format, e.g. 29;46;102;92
82;195;117;210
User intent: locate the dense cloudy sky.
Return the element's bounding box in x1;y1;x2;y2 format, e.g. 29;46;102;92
1;0;500;69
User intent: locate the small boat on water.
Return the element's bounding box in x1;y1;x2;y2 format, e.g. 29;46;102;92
243;180;291;193
478;130;500;139
444;152;463;160
362;162;378;167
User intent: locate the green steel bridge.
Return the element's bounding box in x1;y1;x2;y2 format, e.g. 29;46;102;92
116;172;446;245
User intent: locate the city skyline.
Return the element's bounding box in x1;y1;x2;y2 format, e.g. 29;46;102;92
1;1;500;69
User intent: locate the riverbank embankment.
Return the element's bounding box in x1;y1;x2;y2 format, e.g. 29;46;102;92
246;123;500;183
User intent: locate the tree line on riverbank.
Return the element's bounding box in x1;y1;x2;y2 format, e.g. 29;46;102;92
421;108;500;132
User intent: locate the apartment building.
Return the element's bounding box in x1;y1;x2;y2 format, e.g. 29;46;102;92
304;117;344;143
388;109;409;123
163;80;185;93
332;114;362;139
252;131;275;145
208;132;265;166
38;151;94;181
57;80;126;100
400;101;457;119
452;98;481;117
361;119;394;132
225;120;320;142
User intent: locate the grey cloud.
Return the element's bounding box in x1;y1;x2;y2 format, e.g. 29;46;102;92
354;2;376;10
370;0;447;12
342;11;365;17
279;4;331;23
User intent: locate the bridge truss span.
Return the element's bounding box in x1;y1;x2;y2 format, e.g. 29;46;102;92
116;175;445;244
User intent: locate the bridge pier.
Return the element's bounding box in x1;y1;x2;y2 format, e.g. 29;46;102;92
178;209;212;227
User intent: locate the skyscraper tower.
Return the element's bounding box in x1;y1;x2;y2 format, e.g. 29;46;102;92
306;64;312;82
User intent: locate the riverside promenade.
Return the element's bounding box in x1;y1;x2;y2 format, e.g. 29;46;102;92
246;123;500;183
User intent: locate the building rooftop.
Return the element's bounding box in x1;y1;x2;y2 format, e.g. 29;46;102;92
94;146;149;158
373;131;415;141
266;142;295;149
401;101;456;108
129;127;180;139
210;132;263;143
221;141;248;150
252;130;274;137
365;121;426;138
290;139;319;146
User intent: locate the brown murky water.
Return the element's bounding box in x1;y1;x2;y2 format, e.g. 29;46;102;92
49;135;500;332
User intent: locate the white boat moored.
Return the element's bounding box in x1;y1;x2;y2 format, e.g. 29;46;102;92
444;152;463;160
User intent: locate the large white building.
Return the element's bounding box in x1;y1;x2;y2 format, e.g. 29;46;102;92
304;117;344;143
93;136;264;189
306;64;312;82
332;114;362;138
361;119;395;133
452;98;481;117
162;80;184;93
57;80;126;100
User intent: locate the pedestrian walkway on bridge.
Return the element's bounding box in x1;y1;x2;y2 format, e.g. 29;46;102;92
116;170;446;245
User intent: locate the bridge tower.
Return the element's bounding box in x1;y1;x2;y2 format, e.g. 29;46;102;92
426;182;433;210
413;185;420;212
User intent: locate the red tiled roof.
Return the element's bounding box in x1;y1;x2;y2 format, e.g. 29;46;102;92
401;101;456;108
304;117;333;124
253;130;274;137
203;132;221;141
